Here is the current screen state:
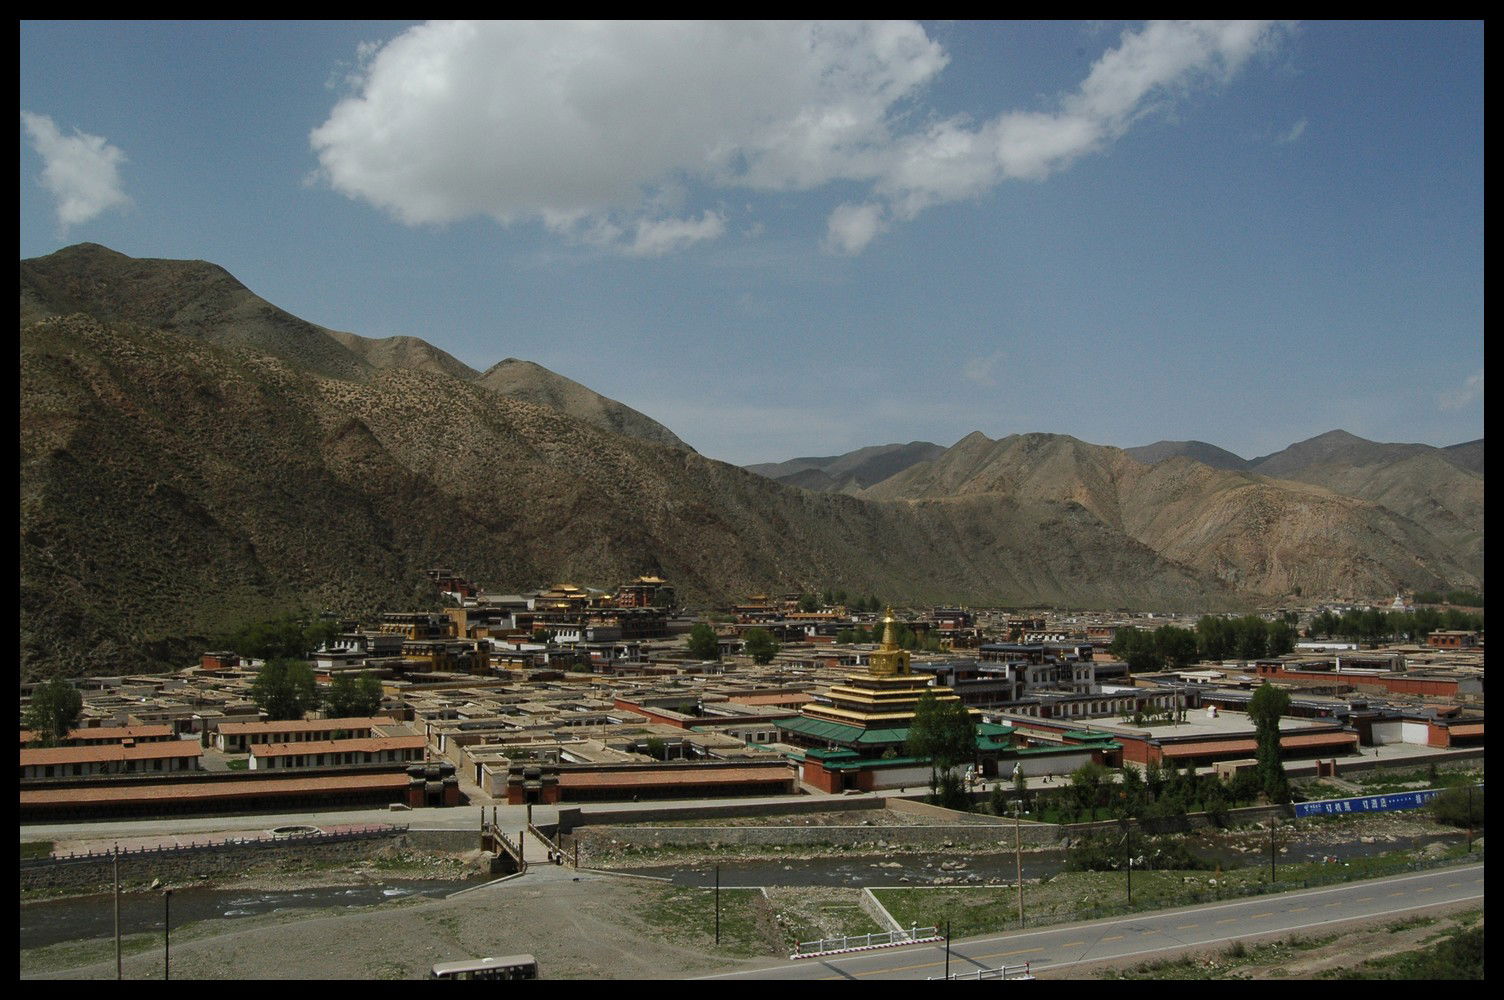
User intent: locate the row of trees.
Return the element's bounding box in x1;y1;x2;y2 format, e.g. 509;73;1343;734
1109;616;1298;672
250;660;384;721
835;622;944;652
224;615;341;660
686;624;781;664
1411;589;1483;608
1306;606;1483;644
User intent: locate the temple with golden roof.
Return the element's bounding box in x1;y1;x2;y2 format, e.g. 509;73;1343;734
777;610;1013;792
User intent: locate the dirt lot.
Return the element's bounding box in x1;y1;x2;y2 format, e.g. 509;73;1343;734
22;869;775;980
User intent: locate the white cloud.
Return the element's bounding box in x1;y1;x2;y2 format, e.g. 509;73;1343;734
311;20;1282;255
824;202;887;255
1276;118;1307;144
1438;369;1483;411
21;111;131;230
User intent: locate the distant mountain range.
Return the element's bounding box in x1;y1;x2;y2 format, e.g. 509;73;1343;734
19;244;1484;677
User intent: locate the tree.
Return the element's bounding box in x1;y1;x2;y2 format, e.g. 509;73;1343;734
1248;682;1292;803
1111;627;1162;673
1154;626;1200;669
687;623;720;660
1068;762;1108;822
325;672;384;717
250;658;319;722
1266;620;1297;657
24;678;82;747
743;628;780;665
906;690;977;807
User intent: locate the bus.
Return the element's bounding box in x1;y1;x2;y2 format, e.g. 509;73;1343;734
429;955;540;980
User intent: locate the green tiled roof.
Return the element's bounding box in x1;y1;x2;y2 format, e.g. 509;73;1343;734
775;716;907;745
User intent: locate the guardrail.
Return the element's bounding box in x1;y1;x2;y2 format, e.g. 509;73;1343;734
791;925;941;960
930;962;1033;981
21;824;408;869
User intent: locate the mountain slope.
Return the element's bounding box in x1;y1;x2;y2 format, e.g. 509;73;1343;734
21;313;1232;676
473;358;693;452
864;432;1480;600
745;441;945;492
1125;439;1248;471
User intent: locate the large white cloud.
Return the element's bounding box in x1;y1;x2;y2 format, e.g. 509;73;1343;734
311;21;1281;255
21;111;131;230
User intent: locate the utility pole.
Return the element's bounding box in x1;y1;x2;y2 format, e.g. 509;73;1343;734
163;888;172;980
1014;810;1024;926
113;842;121;974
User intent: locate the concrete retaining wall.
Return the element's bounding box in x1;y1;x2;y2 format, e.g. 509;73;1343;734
576;823;1067;850
21;834;409;893
557;794;884;833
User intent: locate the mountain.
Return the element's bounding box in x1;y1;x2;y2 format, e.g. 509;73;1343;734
21;242;372;381
1443;439;1484;476
1244;430;1484;579
473;358;693;452
862;432;1481;600
1124;439;1248;471
744;441;945;493
18;245;1482;677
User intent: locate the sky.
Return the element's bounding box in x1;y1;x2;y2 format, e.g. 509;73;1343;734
20;21;1484;466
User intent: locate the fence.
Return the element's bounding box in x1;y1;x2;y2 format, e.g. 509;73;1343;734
791;925;941;959
930;962;1033;980
20;823;407;869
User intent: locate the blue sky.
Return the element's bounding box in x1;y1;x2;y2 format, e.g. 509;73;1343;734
20;21;1484;466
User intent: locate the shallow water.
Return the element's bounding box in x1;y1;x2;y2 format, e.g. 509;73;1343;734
20;878;484;951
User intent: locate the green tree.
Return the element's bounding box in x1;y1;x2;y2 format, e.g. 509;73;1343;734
24;678;83;747
687;623;720;660
1248;682;1292;803
1266;620;1297;657
1068;762;1108;822
906;690;977;807
743;627;780;664
250;658;319;722
1154;625;1200;669
1110;627;1162;672
1197;615;1234;662
325;672;384;717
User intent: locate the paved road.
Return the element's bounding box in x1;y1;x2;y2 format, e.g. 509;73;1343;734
700;863;1485;980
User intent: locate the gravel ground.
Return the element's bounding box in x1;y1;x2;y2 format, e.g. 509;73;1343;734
22;869;770;980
